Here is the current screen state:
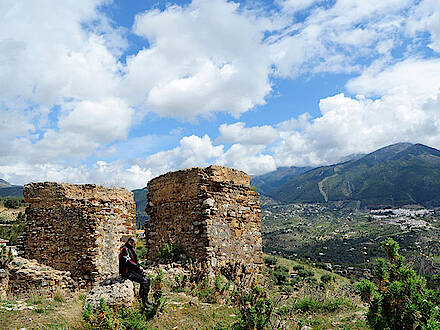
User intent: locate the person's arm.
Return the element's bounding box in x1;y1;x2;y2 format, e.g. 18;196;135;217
121;246;142;272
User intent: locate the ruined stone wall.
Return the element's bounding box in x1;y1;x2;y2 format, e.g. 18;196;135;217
8;257;76;298
146;166;263;276
23;183;136;286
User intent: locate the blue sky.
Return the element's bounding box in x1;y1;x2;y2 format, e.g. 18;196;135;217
1;0;440;189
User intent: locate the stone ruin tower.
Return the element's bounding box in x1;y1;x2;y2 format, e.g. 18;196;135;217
146;165;263;277
23;183;136;286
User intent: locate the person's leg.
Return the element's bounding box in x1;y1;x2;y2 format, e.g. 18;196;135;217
127;271;151;305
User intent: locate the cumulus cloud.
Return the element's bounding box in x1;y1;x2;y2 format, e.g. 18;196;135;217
218;122;279;145
2;0;440;188
217;144;276;175
139;134;277;178
58;98;133;144
346;58;440;99
0;160;152;191
0;1;122;107
0;1;128;164
141;135;224;176
273;89;440;167
123;0;273;118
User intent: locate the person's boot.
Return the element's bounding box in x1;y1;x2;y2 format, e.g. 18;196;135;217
142;278;153;306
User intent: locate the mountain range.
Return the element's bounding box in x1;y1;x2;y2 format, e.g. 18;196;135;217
250;166;312;195
2;142;440;208
260;143;440;207
0;179;23;198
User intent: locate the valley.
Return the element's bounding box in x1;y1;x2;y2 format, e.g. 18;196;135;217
262;201;440;279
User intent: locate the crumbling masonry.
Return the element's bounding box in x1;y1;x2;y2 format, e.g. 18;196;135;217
23;183;136;286
146;166;263;277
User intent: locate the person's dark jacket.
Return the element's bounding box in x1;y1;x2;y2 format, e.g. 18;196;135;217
119;242;142;276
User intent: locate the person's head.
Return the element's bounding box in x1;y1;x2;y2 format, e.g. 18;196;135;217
126;237;136;248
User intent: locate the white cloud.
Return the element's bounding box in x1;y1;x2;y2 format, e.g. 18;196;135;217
270;0;413;77
0;0;128;163
140;133;277;178
141;135;224;176
59;98;133;144
2;0;440;188
405;0;440;53
217;144;276;175
277;0;320;13
218;122;279;145
273;90;440;167
0;1;122;107
346;58;440;99
123;0;273;118
0;160;152;190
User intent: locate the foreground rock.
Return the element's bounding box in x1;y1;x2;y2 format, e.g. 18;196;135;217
84;276;135;310
7;257;76;298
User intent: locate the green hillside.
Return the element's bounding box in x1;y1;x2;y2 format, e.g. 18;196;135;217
250;166;312;195
132;187;149;228
271;143;440;207
0;179;23;198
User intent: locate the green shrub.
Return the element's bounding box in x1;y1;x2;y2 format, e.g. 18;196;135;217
83;299;117;329
172;273;189;293
158;242;184;263
321;298;353;312
3;198;25;209
135;246;147;260
0;211;26;246
357;238;440;329
233;284;273;330
294;297;318;312
294;297;352;313
119;307;149;330
356;279;375;304
272;265;290;285
298;269;314;278
320;274;334;284
143;269;167;320
263;256;278;266
292;264;305;271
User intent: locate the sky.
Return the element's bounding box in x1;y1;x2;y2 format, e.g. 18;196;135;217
1;0;440;189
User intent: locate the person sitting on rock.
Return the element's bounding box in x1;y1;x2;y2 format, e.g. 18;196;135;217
119;237;152;306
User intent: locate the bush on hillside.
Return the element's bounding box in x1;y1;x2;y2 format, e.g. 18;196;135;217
298;269;314;278
320;273;334;284
272;265;290;285
263;256;278;266
233;284;273;330
357;238;440;329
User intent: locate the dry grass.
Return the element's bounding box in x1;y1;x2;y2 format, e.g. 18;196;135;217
0;291;86;329
0;255;370;329
58;293;86;329
0;204;25;222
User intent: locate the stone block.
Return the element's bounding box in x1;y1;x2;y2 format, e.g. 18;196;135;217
84;276;135;311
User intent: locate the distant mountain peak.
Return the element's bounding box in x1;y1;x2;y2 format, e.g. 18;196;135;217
0;179;12;188
338;153;367;163
270;142;440;207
